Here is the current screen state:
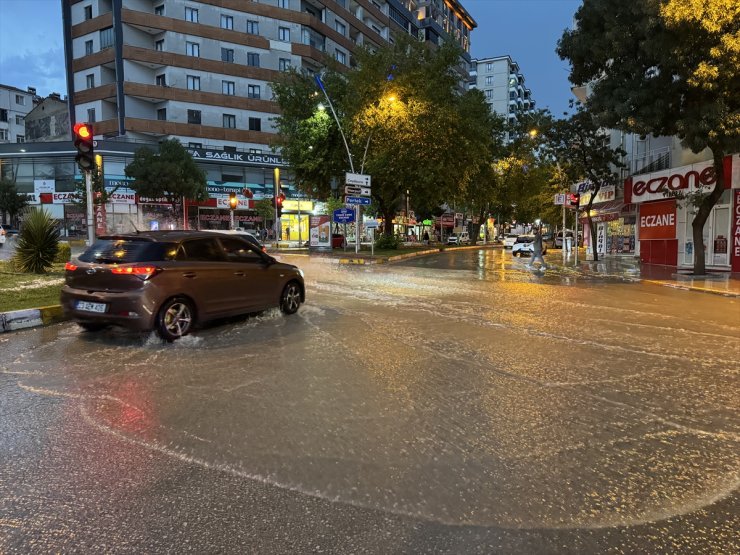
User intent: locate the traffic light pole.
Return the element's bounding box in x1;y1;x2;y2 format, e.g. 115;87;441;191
85;170;95;246
562;202;566;263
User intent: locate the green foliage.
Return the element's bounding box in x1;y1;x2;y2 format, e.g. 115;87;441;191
72;164;110;207
557;0;739;271
12;208;59;274
253;198;275;226
0;178;29;223
272;35;503;236
54;241;71;263
125;139;208;212
374;233;401;250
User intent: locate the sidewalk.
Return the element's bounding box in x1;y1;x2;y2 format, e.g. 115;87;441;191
545;251;740;297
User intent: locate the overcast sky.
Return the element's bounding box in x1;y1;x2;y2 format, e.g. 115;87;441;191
0;0;580;114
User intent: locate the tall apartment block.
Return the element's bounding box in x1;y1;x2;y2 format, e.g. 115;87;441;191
0;85;37;144
469;55;535;132
61;0;476;152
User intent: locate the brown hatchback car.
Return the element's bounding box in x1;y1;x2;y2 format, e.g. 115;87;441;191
61;231;305;341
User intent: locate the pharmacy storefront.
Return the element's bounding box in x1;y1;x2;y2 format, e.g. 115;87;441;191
579;184;637;257
625;155;740;270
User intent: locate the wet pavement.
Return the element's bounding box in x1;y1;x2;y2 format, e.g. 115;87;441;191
1;248;738;553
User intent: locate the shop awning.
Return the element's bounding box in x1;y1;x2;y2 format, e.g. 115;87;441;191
579;200;635;223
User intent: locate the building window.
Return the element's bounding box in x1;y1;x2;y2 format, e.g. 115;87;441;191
247;52;260;67
16;135;25;143
247;20;259;34
188;142;202;149
279;58;291;71
335;21;346;36
86;74;95;88
185;7;198;22
84;5;92;20
248;117;261;131
485;76;493;85
154;4;164;16
486;62;493;72
220;48;234;63
155;39;164;51
157;108;166;121
15;95;25;106
248;148;262;154
186;75;201;90
0;109;7;122
222;80;235;95
335;50;346;65
87;108;96;123
186;42;200;57
221;15;233;29
156;74;166;86
85;40;93;55
15;115;24;125
100;27;114;49
278;0;288;8
223;114;236;129
485;89;493;99
247;84;260;99
187;110;201;124
371;24;381;35
278;27;290;42
0;129;7;141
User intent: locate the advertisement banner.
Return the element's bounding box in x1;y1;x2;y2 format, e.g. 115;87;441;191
106;187;136;204
732;189;740;272
94;192;107;236
638;200;677;240
52;192;77;204
34;179;55;195
309;215;331;249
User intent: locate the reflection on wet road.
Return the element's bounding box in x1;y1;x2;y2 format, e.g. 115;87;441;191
1;248;738;552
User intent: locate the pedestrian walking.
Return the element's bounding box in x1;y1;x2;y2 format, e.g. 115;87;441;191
528;224;547;270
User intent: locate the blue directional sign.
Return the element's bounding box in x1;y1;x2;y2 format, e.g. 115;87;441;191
333;208;355;223
345;196;371;205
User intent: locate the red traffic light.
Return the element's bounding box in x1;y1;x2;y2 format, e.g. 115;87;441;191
73;122;95;171
276;192;285;206
568;193;580;207
74;123;92;140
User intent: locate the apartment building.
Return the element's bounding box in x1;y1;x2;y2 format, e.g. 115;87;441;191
0;85;37;144
469;55;535;132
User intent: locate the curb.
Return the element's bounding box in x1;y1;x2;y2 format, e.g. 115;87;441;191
0;305;67;333
640;279;740;298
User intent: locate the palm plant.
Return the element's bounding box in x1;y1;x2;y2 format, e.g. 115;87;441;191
13;208;59;273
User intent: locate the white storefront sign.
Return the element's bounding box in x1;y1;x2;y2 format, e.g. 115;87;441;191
33;179;55;195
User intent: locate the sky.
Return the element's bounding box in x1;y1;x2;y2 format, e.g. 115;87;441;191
0;0;581;115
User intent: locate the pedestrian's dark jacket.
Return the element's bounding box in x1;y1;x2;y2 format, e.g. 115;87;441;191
532;230;543;255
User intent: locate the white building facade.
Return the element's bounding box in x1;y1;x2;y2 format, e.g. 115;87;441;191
0;85;36;144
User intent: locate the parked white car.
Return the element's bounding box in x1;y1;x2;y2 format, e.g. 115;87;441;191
503;234;519;249
447;231;471;245
554;230;582;248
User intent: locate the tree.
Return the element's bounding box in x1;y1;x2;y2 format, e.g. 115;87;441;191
253;198;275;230
546;104;625;261
0;178;29;226
558;0;740;273
72;163;118;207
272;36;498;237
125;139;208;224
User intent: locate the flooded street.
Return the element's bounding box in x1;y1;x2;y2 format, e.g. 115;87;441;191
1;248;738;553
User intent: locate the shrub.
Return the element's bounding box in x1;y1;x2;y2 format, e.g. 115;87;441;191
12;208;59;273
375;234;401;250
55;241;72;263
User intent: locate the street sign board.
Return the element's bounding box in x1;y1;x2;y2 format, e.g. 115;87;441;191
333;208;355;223
554;193;566;205
345;195;371;205
345;185;372;196
345;172;371;187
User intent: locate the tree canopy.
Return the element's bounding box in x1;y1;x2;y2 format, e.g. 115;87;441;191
272;36;502;236
558;0;740;272
125;139;208;213
0;178;29;225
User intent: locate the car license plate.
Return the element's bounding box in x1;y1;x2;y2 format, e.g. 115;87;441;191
76;301;107;313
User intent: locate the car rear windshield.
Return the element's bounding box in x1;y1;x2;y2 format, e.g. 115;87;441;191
516;236;534;243
79;239;176;264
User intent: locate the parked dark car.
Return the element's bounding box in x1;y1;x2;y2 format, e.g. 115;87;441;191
61;231;305;341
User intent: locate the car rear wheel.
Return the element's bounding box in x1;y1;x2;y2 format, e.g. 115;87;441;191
156;297;194;341
280;281;302;315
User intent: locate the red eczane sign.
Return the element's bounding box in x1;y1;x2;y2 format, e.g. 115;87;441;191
638;200;676;240
732;189;740;272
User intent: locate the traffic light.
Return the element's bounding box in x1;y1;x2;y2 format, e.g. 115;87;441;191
73;123;95;172
228;191;238;210
568;193;580;208
276;192;285;218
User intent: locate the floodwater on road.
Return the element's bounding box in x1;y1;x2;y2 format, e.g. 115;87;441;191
1;248;738;552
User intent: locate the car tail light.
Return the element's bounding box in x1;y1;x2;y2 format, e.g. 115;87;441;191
111;265;161;280
65;261;78;271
